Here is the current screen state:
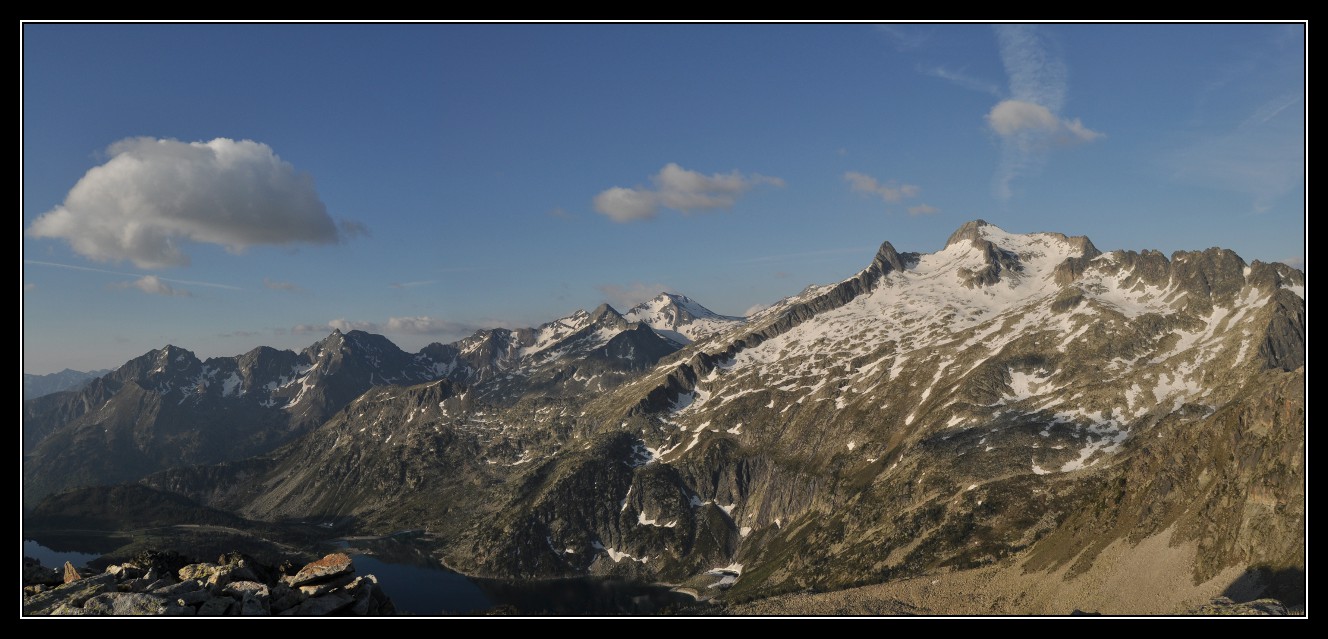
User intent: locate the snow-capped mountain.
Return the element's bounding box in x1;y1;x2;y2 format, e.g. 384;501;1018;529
623;292;747;345
28;220;1304;613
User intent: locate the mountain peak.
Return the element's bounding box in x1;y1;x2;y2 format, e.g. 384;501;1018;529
944;219;992;248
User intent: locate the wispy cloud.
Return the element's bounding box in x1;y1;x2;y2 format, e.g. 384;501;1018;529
593;163;784;222
26;137;362;268
24;259;242;290
920;65;1002;96
845;172;920;204
217;330;264;339
1163;95;1304;214
988;25;1104;199
742;303;769;317
263;277;302;292
731;246;872;265
844;172;939;215
1278;256;1304;270
113;275;191;297
389;280;437;289
292;316;481;339
874;24;929;51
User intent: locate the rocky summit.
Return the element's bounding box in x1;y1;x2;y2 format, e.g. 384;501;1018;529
23;552;395;616
23;221;1305;615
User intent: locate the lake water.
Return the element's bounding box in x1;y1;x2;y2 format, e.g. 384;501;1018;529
350;554;494;615
22;539;102;569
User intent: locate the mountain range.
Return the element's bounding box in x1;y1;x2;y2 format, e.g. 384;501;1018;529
22;220;1305;614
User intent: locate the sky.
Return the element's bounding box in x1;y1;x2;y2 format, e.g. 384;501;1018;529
21;22;1306;375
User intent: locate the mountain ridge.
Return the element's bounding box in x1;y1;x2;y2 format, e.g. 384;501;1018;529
24;219;1305;613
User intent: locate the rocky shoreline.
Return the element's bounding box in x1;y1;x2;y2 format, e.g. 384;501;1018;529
23;551;395;616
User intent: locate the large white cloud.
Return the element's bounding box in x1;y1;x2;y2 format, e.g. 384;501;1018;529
986;99;1102;148
593;163;783;222
28;137;351;268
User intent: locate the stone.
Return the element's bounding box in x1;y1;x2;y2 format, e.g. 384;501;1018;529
269;584;305;614
178;563;221;582
284;552;355;587
49;602;92;616
23;572;116;615
295;591;354;616
238;593;270;616
224;580;270;598
197;596;234;616
151;578;207;596
83;592;173;615
174;589;213;606
62;561;82;584
298;572;356;597
107;563;145;580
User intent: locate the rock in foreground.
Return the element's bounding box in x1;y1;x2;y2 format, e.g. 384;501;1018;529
23;552;395;617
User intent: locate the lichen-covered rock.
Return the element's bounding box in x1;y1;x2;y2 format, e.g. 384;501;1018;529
283;553;354;587
82;592;194;616
1189;596;1290;616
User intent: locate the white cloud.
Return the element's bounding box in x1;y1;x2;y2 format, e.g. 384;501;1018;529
327;318;378;333
986;100;1103;148
907;203;939;216
988;26;1103;199
384;316;470;335
292;316;479;341
27;137;355;268
115;275;191;297
1278;257;1304;270
593;163;783;222
742;303;769;317
24;282;36;292
845;172;921;205
597;282;672;310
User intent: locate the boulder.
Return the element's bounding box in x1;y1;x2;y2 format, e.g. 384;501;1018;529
284;552;355;587
83;592;193;616
295;590;355;616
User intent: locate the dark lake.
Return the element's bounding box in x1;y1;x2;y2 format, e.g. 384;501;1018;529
24;534;702;616
23;538;105;570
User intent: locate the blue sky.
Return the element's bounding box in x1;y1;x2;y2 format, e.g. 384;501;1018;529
21;22;1306;374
